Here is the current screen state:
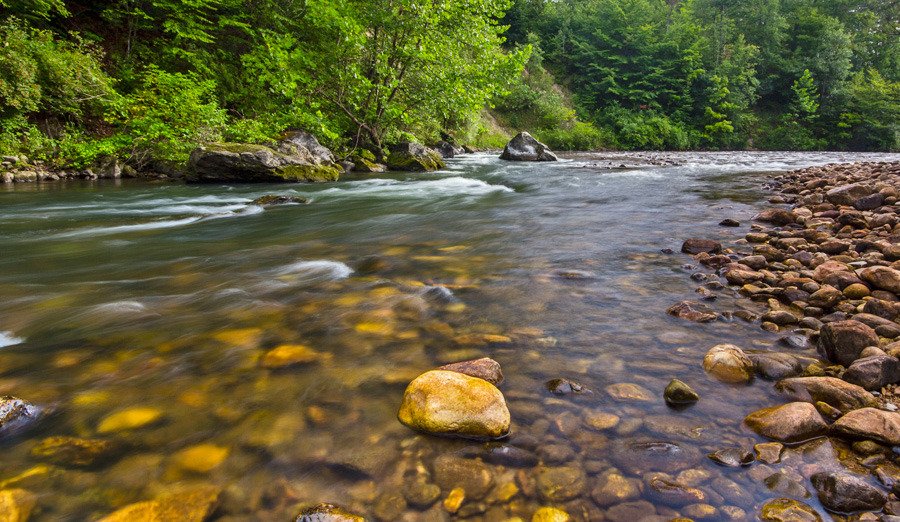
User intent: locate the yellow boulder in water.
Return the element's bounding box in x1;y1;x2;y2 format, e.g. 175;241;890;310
260;344;323;369
398;370;510;440
170;444;229;474
98;485;220;522
0;488;37;522
97;407;164;434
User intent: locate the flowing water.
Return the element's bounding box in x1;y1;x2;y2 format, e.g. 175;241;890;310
1;151;898;521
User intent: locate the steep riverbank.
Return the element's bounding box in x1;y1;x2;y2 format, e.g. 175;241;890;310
0;152;899;521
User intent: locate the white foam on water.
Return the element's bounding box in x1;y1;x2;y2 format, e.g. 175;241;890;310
277;260;354;282
316;176;514;198
51;217;203;239
0;331;24;348
92;301;147;313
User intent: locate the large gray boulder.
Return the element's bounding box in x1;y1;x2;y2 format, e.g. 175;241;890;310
499;132;558;162
188;131;341;183
385;142;445;172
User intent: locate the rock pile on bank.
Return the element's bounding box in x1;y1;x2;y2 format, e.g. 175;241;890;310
675;160;900;520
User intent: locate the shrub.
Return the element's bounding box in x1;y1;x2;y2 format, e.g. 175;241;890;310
601;107;696;150
537;121;613;151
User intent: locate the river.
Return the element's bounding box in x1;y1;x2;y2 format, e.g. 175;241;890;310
1;151;898;520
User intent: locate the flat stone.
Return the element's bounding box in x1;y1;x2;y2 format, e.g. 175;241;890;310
811;471;887;513
606;383;653;401
842;355;900;390
100;485;221;522
760;498;822;521
831;407;900;446
439;358;504;385
667;301;718;322
591;471;640;506
30;436;117;468
536;466;586;502
744;402;826;443
260;344;323;369
860;266;900;294
97;407;164;434
433;454;494;500
682;239;722;255
776;376;877;413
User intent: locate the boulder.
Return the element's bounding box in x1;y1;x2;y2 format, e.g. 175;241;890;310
188;138;341;183
681;239;722;255
397;370;510;439
775;376;877;413
831;407;900;446
703;344;754;383
817;320;879;366
439;358;504;385
842;355;900;390
385;142;445;172
859;266;900;294
744;402;827;443
251;195;310;206
433;141;456;159
825;182;875;206
811;471;886;514
0;396;43;439
664;379;700;406
277;130;336;164
499;132;558;162
667;301;718;322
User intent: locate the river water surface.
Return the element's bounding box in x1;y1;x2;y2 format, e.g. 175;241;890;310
1;152;899;521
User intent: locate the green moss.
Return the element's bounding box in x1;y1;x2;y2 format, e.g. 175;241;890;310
276;164;341;182
386;150;445;172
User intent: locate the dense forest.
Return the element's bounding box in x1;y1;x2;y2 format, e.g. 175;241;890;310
0;0;897;171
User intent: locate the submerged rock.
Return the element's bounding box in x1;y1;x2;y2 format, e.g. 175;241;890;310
439;357;504;385
386;142;445;172
744;402;826;443
707;448;753;467
546;378;591;395
260;344;324;369
831;407;900;446
536;466;587;502
251;195;310;206
30;436;117;468
100;485;221;522
0;489;37;522
97;406;164;434
703;344;754;383
760;498;822;522
667;301;718;322
294;503;365;522
811;471;886;514
188;136;341;183
532;506;571;522
397;370;510;439
0;396;43;440
499;132;558;162
681;239;722;255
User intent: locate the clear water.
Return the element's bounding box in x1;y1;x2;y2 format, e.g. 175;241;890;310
1;151;898;520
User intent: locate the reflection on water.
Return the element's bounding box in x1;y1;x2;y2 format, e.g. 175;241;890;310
0;151;898;520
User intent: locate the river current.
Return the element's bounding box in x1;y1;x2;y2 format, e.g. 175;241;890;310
1;151;899;520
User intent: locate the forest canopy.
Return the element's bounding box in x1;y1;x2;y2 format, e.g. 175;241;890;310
0;0;897;169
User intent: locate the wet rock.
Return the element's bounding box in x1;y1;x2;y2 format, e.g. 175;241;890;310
765;471;810;498
591;470;641;506
30;436;117;468
433;454;494;500
188;138;341;183
475;444;538;467
664;379;699;406
780;334;813;351
606;500;656;520
499;132;558;162
251;195;310;206
719;219;740;227
373;491;406;521
754;442;783;464
703;344;754;383
439;358;504;385
611;439;700;474
532;507;571;522
749;352;804;380
807;285;843;309
386;142;445;172
667;301;718;322
100;485;221;522
754;208;796;226
818;320;880;366
843;283;870;299
538;444;575;465
811;471;887;514
605;382;653;401
831;407;900;446
776;376;877;413
170;443;229;474
646;474;706;506
0;489;37;521
682;239;722;255
536;466;586;502
0;397;43;439
402;480;441;508
744;402;826;443
860;266;900;294
260;344;324;369
584;411;620;431
842;355;900;390
759;498;822;522
397;370;510;440
724;265;765;285
546;378;590;396
293;503;365;522
707;448;753;467
97;406;164;434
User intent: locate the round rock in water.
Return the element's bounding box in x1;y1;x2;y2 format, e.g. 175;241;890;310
397;370;510;439
702;344;754;383
664;379;700;406
499;132;558;162
707;448;753;467
759;498;822;522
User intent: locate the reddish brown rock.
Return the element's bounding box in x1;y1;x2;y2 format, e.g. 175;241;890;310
744;402;827;443
817;320;879;366
831;407;900;446
439;358;504;385
775;376;877;413
681;239;723;255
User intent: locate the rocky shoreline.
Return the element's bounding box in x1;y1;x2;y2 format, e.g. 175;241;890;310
672;161;900;520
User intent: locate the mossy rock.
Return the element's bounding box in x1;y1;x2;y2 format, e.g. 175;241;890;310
385;142;445;172
188;139;342;183
276;164;341;182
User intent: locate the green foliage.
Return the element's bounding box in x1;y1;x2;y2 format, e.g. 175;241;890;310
601;107;696;150
833;70;900;151
537;122;613;151
117;67;226;163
